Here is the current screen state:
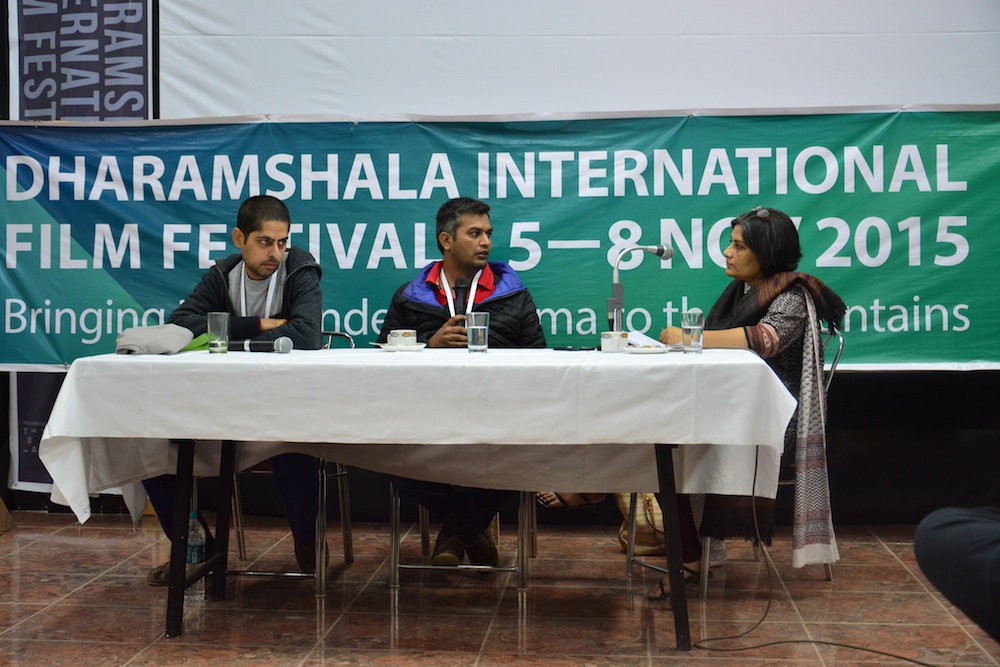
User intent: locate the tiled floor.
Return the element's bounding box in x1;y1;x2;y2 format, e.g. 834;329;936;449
0;511;997;666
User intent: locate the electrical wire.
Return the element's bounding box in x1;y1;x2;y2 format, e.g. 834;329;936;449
688;446;940;667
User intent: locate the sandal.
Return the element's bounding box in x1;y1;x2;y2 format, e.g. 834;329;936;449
147;561;170;586
535;492;605;509
646;565;709;602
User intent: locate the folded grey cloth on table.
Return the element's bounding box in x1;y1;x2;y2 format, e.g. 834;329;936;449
115;324;194;355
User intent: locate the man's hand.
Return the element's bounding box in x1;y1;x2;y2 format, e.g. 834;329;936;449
260;317;288;332
428;315;468;348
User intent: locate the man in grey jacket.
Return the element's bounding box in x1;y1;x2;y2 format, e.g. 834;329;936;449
144;195;325;584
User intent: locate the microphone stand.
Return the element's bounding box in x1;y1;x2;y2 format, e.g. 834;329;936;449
607;282;625;331
606;245;674;330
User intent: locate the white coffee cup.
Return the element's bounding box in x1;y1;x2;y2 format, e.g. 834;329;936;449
386;329;418;346
600;331;629;353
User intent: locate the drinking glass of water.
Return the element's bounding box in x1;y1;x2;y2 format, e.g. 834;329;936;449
207;312;230;354
467;311;490;353
681;308;704;354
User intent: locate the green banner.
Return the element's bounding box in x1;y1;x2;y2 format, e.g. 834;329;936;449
2;110;998;368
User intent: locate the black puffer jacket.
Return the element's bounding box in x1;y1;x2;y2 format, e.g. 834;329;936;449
378;261;546;348
168;246;323;350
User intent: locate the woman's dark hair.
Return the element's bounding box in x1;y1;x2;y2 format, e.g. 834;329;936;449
731;206;802;277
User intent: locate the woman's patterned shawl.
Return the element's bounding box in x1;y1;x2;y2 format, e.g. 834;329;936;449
700;272;846;568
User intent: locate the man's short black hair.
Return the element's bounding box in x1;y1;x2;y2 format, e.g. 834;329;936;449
237;195;291;236
435;198;491;253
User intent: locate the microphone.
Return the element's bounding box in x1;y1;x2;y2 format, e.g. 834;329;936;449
612;244;674;283
453;275;471;316
607;244;675;329
229;336;294;353
639;244;674;259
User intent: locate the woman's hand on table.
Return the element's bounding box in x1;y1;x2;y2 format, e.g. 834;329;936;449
659;326;682;346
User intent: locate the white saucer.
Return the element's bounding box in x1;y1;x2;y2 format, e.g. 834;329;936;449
374;342;426;352
624;345;670;354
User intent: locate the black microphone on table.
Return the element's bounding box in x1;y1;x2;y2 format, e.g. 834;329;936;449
453;275;471;318
229;336;293;353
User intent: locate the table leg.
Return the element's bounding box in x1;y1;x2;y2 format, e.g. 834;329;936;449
165;439;195;638
654;443;692;651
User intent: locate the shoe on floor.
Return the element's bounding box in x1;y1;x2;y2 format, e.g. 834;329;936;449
535;492;605;509
430;530;465;566
294;538;330;573
146;527;216;585
147;561;170;586
647;566;711;602
464;530;499;567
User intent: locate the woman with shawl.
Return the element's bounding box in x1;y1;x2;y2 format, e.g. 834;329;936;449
651;206;847;602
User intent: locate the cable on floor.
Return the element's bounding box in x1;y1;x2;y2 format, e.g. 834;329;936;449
688;446;941;667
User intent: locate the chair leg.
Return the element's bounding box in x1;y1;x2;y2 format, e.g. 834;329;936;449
625;492;638;577
419;506;431;556
389;484;401;588
526;495;538;558
315;460;328;597
517;491;528;590
334;463;354;564
699;537;711;600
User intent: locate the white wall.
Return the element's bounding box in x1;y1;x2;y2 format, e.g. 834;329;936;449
158;0;1000;119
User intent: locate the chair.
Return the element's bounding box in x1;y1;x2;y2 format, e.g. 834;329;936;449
323;330;356;349
415;495;538;559
624;326;846;598
388;482;531;590
228;331;357;596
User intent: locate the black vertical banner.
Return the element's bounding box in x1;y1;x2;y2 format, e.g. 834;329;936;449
14;0;152;120
2;3;9;119
13;372;64;487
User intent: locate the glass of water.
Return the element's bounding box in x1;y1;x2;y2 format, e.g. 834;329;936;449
467;311;490;353
681;308;704;354
207;312;230;354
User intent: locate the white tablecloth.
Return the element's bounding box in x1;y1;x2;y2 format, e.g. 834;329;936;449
39;348;797;523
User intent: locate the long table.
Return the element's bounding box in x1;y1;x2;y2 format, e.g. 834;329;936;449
39;347;796;649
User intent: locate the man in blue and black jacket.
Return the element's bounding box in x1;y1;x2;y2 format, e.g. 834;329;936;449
378;197;546;567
